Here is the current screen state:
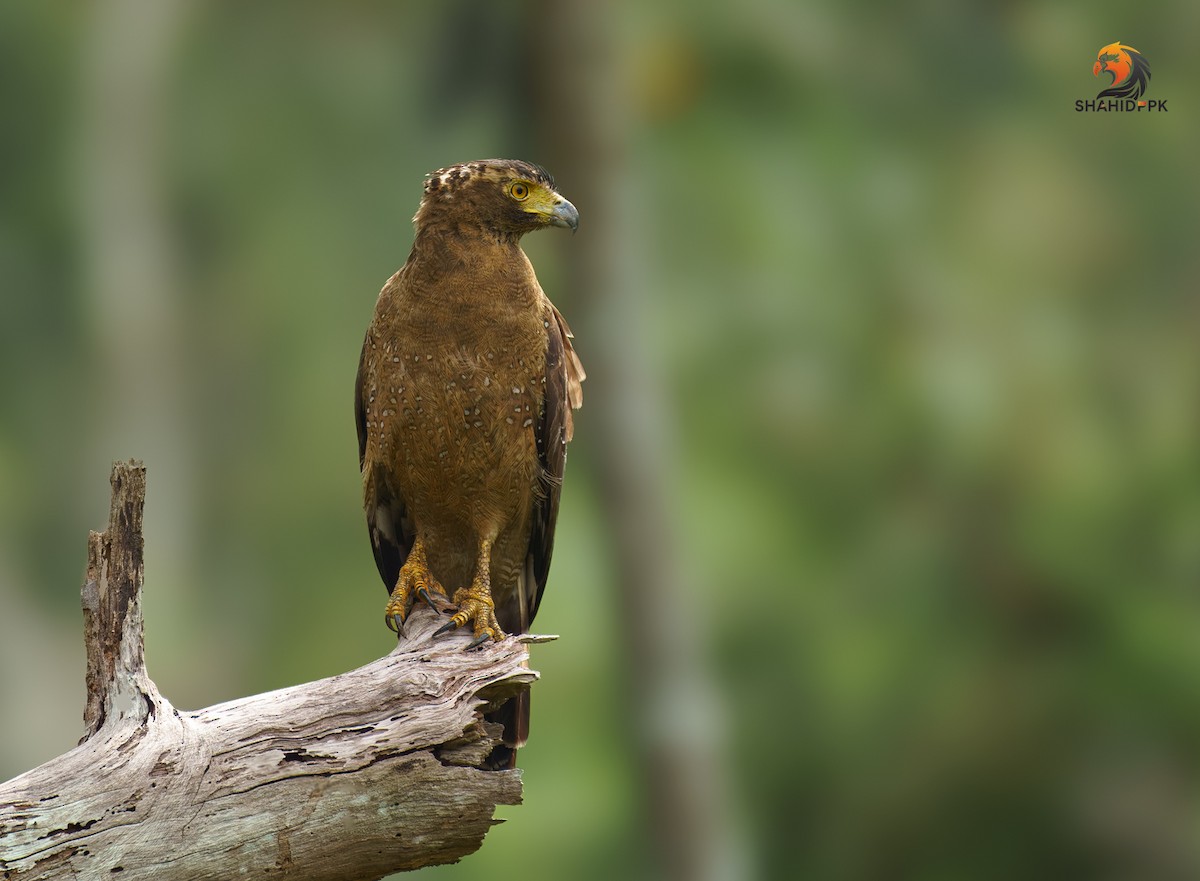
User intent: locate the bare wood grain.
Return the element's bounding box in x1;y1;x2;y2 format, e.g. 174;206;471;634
0;462;539;880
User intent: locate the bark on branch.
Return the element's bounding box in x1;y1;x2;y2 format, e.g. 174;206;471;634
0;460;542;880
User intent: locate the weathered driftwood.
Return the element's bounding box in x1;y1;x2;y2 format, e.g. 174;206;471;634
0;461;546;880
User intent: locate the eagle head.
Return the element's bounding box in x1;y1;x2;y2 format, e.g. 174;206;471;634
415;159;578;238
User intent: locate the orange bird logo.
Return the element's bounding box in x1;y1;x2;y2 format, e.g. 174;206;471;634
1093;42;1151;100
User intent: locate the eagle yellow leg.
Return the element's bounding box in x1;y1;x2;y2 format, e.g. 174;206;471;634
436;536;504;647
384;535;448;634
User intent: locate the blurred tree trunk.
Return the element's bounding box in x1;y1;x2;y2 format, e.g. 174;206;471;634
526;3;743;879
78;0;196;604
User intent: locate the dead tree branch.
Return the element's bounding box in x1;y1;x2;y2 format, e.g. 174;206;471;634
0;461;542;880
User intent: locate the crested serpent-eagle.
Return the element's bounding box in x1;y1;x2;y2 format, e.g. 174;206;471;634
355;159;584;764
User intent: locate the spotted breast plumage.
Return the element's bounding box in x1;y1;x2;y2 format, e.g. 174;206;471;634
354;159;584;765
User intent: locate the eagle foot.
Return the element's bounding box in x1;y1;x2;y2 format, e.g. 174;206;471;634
385;549;449;635
434;579;504;646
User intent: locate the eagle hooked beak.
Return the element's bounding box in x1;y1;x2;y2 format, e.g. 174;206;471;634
548;196;579;232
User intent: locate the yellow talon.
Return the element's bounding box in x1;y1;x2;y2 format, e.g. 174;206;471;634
431;536;504;644
384;537;447;635
434;594;502;642
445;579;503;643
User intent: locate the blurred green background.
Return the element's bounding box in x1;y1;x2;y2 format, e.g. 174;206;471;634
2;1;1199;879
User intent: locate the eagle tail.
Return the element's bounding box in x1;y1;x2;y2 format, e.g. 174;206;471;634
482;561;534;770
482;691;529;771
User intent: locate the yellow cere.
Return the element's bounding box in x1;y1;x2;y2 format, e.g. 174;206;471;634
512;181;562;220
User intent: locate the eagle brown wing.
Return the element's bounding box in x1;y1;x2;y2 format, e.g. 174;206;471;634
523;302;584;627
355;330;414;592
487;301;583;765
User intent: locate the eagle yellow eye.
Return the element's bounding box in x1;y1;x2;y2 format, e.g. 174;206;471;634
510;182;530;201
